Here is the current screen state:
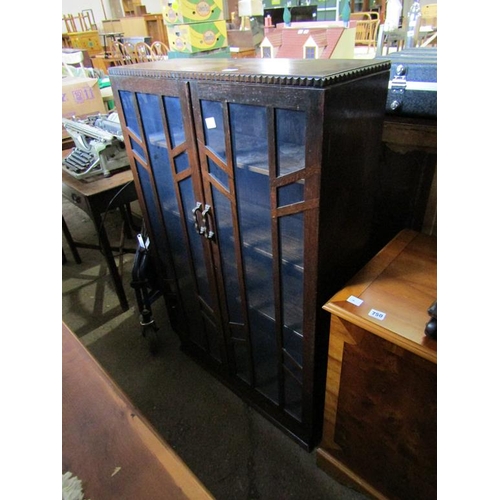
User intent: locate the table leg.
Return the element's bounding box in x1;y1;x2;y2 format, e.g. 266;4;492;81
93;210;129;311
119;204;133;240
62;216;82;264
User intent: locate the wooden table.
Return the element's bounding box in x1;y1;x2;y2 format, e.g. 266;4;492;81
91;54;123;75
317;229;437;500
62;163;138;311
62;322;214;499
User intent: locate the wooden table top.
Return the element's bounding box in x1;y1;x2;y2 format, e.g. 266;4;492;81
62;323;214;499
62;149;134;197
323;229;437;363
62;168;134;197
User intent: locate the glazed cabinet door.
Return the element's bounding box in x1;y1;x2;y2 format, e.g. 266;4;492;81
115;81;227;365
190;81;323;434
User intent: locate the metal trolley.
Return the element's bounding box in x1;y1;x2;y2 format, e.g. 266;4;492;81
130;223;163;353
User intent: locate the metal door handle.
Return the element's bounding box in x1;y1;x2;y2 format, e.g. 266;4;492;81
192;202;205;236
201;204;215;240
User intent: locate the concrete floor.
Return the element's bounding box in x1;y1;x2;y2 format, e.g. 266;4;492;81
62;195;368;500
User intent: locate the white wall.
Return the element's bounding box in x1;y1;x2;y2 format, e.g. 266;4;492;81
62;0;164;33
63;0;111;32
403;0;436;17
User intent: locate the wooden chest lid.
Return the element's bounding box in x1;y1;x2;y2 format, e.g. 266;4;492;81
323;229;437;363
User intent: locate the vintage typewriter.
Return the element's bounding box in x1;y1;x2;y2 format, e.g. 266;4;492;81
62;112;129;180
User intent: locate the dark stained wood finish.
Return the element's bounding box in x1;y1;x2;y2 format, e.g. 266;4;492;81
62;322;214;500
109;59;397;450
109;58;391;88
375;116;437;242
383;116;437;153
317;229;437;500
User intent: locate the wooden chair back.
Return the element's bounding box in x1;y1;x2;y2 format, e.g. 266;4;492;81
110;41;127;65
351;11;378;21
135;42;152;62
151;41;169;60
355;19;380;49
123;42;138;63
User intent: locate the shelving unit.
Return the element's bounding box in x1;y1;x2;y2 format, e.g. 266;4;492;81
109;58;392;449
121;0;142;16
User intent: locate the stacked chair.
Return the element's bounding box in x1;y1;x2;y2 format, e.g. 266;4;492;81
110;40;169;65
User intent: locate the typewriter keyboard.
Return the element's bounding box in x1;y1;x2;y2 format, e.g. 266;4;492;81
63;149;97;174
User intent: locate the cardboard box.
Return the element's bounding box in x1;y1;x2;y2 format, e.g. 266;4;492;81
62;77;107;139
167;20;227;53
163;0;224;25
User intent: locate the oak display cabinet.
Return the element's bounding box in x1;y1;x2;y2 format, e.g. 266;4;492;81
109;58;391;449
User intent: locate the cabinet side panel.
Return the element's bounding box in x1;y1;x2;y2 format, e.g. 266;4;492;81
313;69;390;448
318;71;390;292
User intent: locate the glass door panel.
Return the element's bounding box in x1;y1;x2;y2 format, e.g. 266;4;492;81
163;96;186;147
119;90;140;136
279;212;304;421
177;178;212;311
210;186;243;369
229;103;279;404
119;90;146;162
207;158;229;191
133;158;169;270
275;107;306;422
200;100;226;162
130;91;217;354
276;108;306;176
211;187;243;326
193;93;307;416
198;98;248;376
